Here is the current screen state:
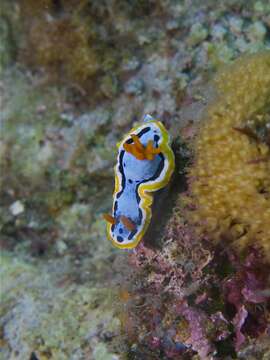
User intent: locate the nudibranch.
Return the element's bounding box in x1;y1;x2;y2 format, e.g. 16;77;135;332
104;115;175;249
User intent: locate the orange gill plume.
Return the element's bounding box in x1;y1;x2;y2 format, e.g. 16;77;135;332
123;134;161;160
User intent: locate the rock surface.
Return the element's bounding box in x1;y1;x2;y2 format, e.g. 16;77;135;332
0;1;270;359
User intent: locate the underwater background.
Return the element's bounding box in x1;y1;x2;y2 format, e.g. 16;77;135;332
0;1;270;359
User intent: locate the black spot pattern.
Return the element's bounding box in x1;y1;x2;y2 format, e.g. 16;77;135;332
117;236;123;243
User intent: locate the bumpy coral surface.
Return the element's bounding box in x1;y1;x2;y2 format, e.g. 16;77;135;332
2;0;270;358
121;209;270;359
188;51;270;259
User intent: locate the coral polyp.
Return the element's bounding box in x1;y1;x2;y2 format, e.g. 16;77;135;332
188;51;270;259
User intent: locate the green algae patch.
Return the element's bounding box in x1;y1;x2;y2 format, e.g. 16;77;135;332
0;251;121;360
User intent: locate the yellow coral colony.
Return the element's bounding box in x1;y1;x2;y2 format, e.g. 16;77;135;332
188;51;270;259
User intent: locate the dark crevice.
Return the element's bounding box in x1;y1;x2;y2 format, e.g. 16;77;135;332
30;353;39;360
143;138;191;249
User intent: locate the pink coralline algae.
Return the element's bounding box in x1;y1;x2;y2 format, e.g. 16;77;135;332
130;213;213;297
224;249;269;307
176;301;215;358
232;305;248;351
223;248;270;351
120;209;270;359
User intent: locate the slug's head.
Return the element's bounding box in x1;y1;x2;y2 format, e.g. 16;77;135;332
103;213;139;248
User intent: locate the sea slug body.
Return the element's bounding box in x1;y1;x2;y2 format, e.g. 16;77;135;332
104;115;175;249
